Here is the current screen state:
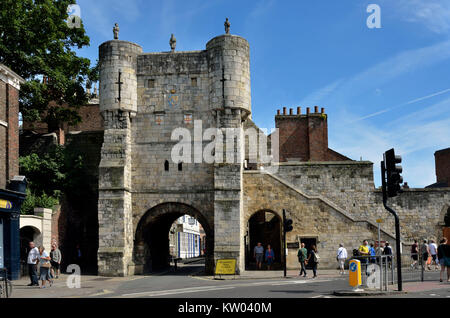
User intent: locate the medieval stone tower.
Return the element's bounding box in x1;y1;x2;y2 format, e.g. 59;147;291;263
97;27;251;276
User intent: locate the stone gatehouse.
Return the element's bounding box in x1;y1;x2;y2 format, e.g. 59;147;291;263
96;26;450;276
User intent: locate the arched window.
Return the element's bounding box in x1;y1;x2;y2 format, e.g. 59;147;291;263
164;160;169;171
178;162;182;171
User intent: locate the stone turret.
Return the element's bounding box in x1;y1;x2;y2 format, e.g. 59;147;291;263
206;34;251;119
97;38;142;276
99;40;142;116
206;34;251;272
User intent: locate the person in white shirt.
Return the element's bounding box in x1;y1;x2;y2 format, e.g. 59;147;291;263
428;240;439;270
336;244;348;274
27;242;40;286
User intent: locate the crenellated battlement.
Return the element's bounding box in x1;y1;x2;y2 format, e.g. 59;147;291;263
275;106;326;117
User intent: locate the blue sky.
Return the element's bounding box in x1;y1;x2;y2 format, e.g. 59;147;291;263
75;0;450;188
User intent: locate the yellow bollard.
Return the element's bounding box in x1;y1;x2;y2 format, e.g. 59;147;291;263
349;259;362;290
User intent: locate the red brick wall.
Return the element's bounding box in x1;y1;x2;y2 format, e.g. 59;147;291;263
22;103;103;135
0;81;7;188
276;115;309;161
435;148;450;185
7;84;19;180
0;80;19;188
275;108;350;162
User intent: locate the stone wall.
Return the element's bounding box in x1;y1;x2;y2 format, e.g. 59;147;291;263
243;171;395;269
273;162;450;249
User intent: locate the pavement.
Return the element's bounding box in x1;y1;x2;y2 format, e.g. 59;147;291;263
8;263;450;298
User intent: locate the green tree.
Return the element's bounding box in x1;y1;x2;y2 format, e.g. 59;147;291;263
19;144;85;214
0;0;98;130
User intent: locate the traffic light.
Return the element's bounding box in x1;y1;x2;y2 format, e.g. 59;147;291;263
384;148;403;197
284;218;293;232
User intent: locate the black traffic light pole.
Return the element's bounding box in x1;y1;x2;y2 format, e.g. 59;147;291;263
282;209;287;278
381;160;402;291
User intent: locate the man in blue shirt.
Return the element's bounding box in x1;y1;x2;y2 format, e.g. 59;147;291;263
369;243;376;263
253;242;264;270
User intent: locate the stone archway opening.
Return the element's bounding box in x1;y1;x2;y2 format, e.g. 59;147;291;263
19;226;41;275
246;210;282;270
134;203;213;274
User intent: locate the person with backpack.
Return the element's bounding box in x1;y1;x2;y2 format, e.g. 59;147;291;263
437;238;450;282
421;240;430;271
336;243;348;275
297;243;308;277
306;245;319;279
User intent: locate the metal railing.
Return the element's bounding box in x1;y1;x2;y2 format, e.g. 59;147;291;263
0;268;12;298
352;252;428;291
352;255;394;291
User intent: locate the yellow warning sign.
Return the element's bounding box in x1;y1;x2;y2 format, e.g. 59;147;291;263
215;259;237;275
376;219;383;223
0;199;12;209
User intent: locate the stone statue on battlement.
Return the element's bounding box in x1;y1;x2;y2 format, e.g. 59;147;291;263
224;18;230;34
113;23;119;39
170;34;176;52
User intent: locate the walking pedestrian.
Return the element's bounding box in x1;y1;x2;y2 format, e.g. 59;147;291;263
437;238;450;282
38;246;53;288
298;243;308;277
253;242;264;270
265;244;275;270
336;243;348;274
411;240;419;269
358;240;370;269
421;240;430;271
306;245;319;278
50;243;62;279
27;242;39;287
383;241;393;268
428;240;439;271
369;243;376;264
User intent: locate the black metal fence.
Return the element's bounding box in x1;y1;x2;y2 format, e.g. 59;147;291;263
352;252;441;290
0;268;12;298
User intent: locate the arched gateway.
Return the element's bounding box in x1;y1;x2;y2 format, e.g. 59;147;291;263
133;203;214;274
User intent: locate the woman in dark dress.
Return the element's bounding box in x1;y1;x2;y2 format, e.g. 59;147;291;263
306;245;319;279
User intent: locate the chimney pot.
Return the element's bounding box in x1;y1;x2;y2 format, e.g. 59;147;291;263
314;106;319;113
306;107;310;114
283;107;286;115
277;109;280;115
321;107;325;114
297;107;301;115
289;108;293;115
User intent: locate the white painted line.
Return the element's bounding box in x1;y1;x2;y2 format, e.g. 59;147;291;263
310;295;323;298
120;278;335;297
121;286;235;297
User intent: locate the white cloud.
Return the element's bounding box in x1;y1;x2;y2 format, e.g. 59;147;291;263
350;87;450;123
330;98;450;187
298;78;344;107
335;39;450;100
388;0;450;34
